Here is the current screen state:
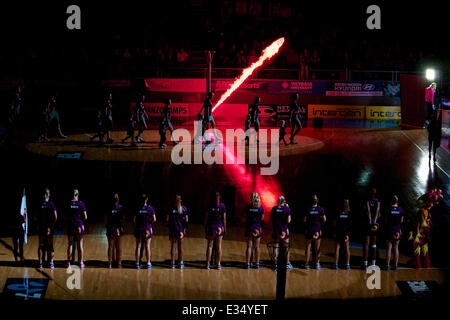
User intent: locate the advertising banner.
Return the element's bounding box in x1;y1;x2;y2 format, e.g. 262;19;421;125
383;82;401;97
129;102;193;122
211;79;269;93
366;106;401;120
267;80;326;95
308;105;365;120
326;81;386;97
144;78;400;97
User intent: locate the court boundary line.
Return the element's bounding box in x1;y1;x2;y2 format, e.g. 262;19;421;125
401;131;450;179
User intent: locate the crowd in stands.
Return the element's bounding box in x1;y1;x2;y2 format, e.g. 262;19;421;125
0;0;439;81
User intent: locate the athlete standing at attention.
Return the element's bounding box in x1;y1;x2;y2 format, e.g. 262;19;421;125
134;193;156;269
204;192;226;270
40;96;67;141
37;188;57;269
333;198;351;270
135;94;148;143
161;98;179;146
244;193;264;269
48;95;67;139
304;194;326;269
106;192;125;268
270;196;292;270
90;108;105;143
167;194;188;269
385;195;404;270
363;188;380;269
248;96;261;143
104;92;114;143
122;113;137;146
198;92;220;140
67;189;87;268
288;93;304;144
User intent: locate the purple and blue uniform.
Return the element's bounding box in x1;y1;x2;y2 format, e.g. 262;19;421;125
271;205;290;241
335;210;351;242
68;200;86;236
38;200;57;236
387;205;404;240
168;206;188;239
245;204;264;238
202;98;213;122
366;199;380;235
106;204;124;238
205;203;226;238
136;102;146;124
135;205;155;239
305;206;325;240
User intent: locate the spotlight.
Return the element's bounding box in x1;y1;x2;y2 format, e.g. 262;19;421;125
425;69;436;81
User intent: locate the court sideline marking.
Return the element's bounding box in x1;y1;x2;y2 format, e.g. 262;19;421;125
401;131;450;179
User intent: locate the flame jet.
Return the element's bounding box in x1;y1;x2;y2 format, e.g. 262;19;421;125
211;37;285;113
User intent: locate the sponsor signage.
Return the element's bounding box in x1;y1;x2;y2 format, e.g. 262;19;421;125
308;105;365;120
325;81;386;96
56;152;83;159
366;106;401;120
212;79;268;93
268;80;327;95
2;278;49;300
144;79;399;97
129;102;192;122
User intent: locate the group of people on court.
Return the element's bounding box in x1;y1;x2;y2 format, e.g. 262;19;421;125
13;186;437;272
34;88;307;148
243;93;306;146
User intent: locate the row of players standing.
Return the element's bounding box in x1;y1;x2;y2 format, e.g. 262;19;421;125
23;187;410;271
29;88;307;147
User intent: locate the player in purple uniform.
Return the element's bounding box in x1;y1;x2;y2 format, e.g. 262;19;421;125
134;193;156;269
304;195;326;269
385;195;404;270
66;189;87;268
204;192;226;270
333;199;351;270
245;193;264;269
106;192;125;269
37;188;57;269
363;188;380;268
270;196;292;270
167;194;188;269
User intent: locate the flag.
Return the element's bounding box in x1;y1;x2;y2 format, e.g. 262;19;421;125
20;188;28;244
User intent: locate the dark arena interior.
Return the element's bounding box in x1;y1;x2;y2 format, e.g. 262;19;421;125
0;0;449;317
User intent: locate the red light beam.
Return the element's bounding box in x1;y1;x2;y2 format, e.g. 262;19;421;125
211;37;285;113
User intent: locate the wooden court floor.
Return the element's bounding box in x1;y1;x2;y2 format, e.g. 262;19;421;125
0;224;447;300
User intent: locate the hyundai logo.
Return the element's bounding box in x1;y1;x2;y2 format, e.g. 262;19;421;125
363;84;375;91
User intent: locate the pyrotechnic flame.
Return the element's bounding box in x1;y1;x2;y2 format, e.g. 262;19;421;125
212;37;285;113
